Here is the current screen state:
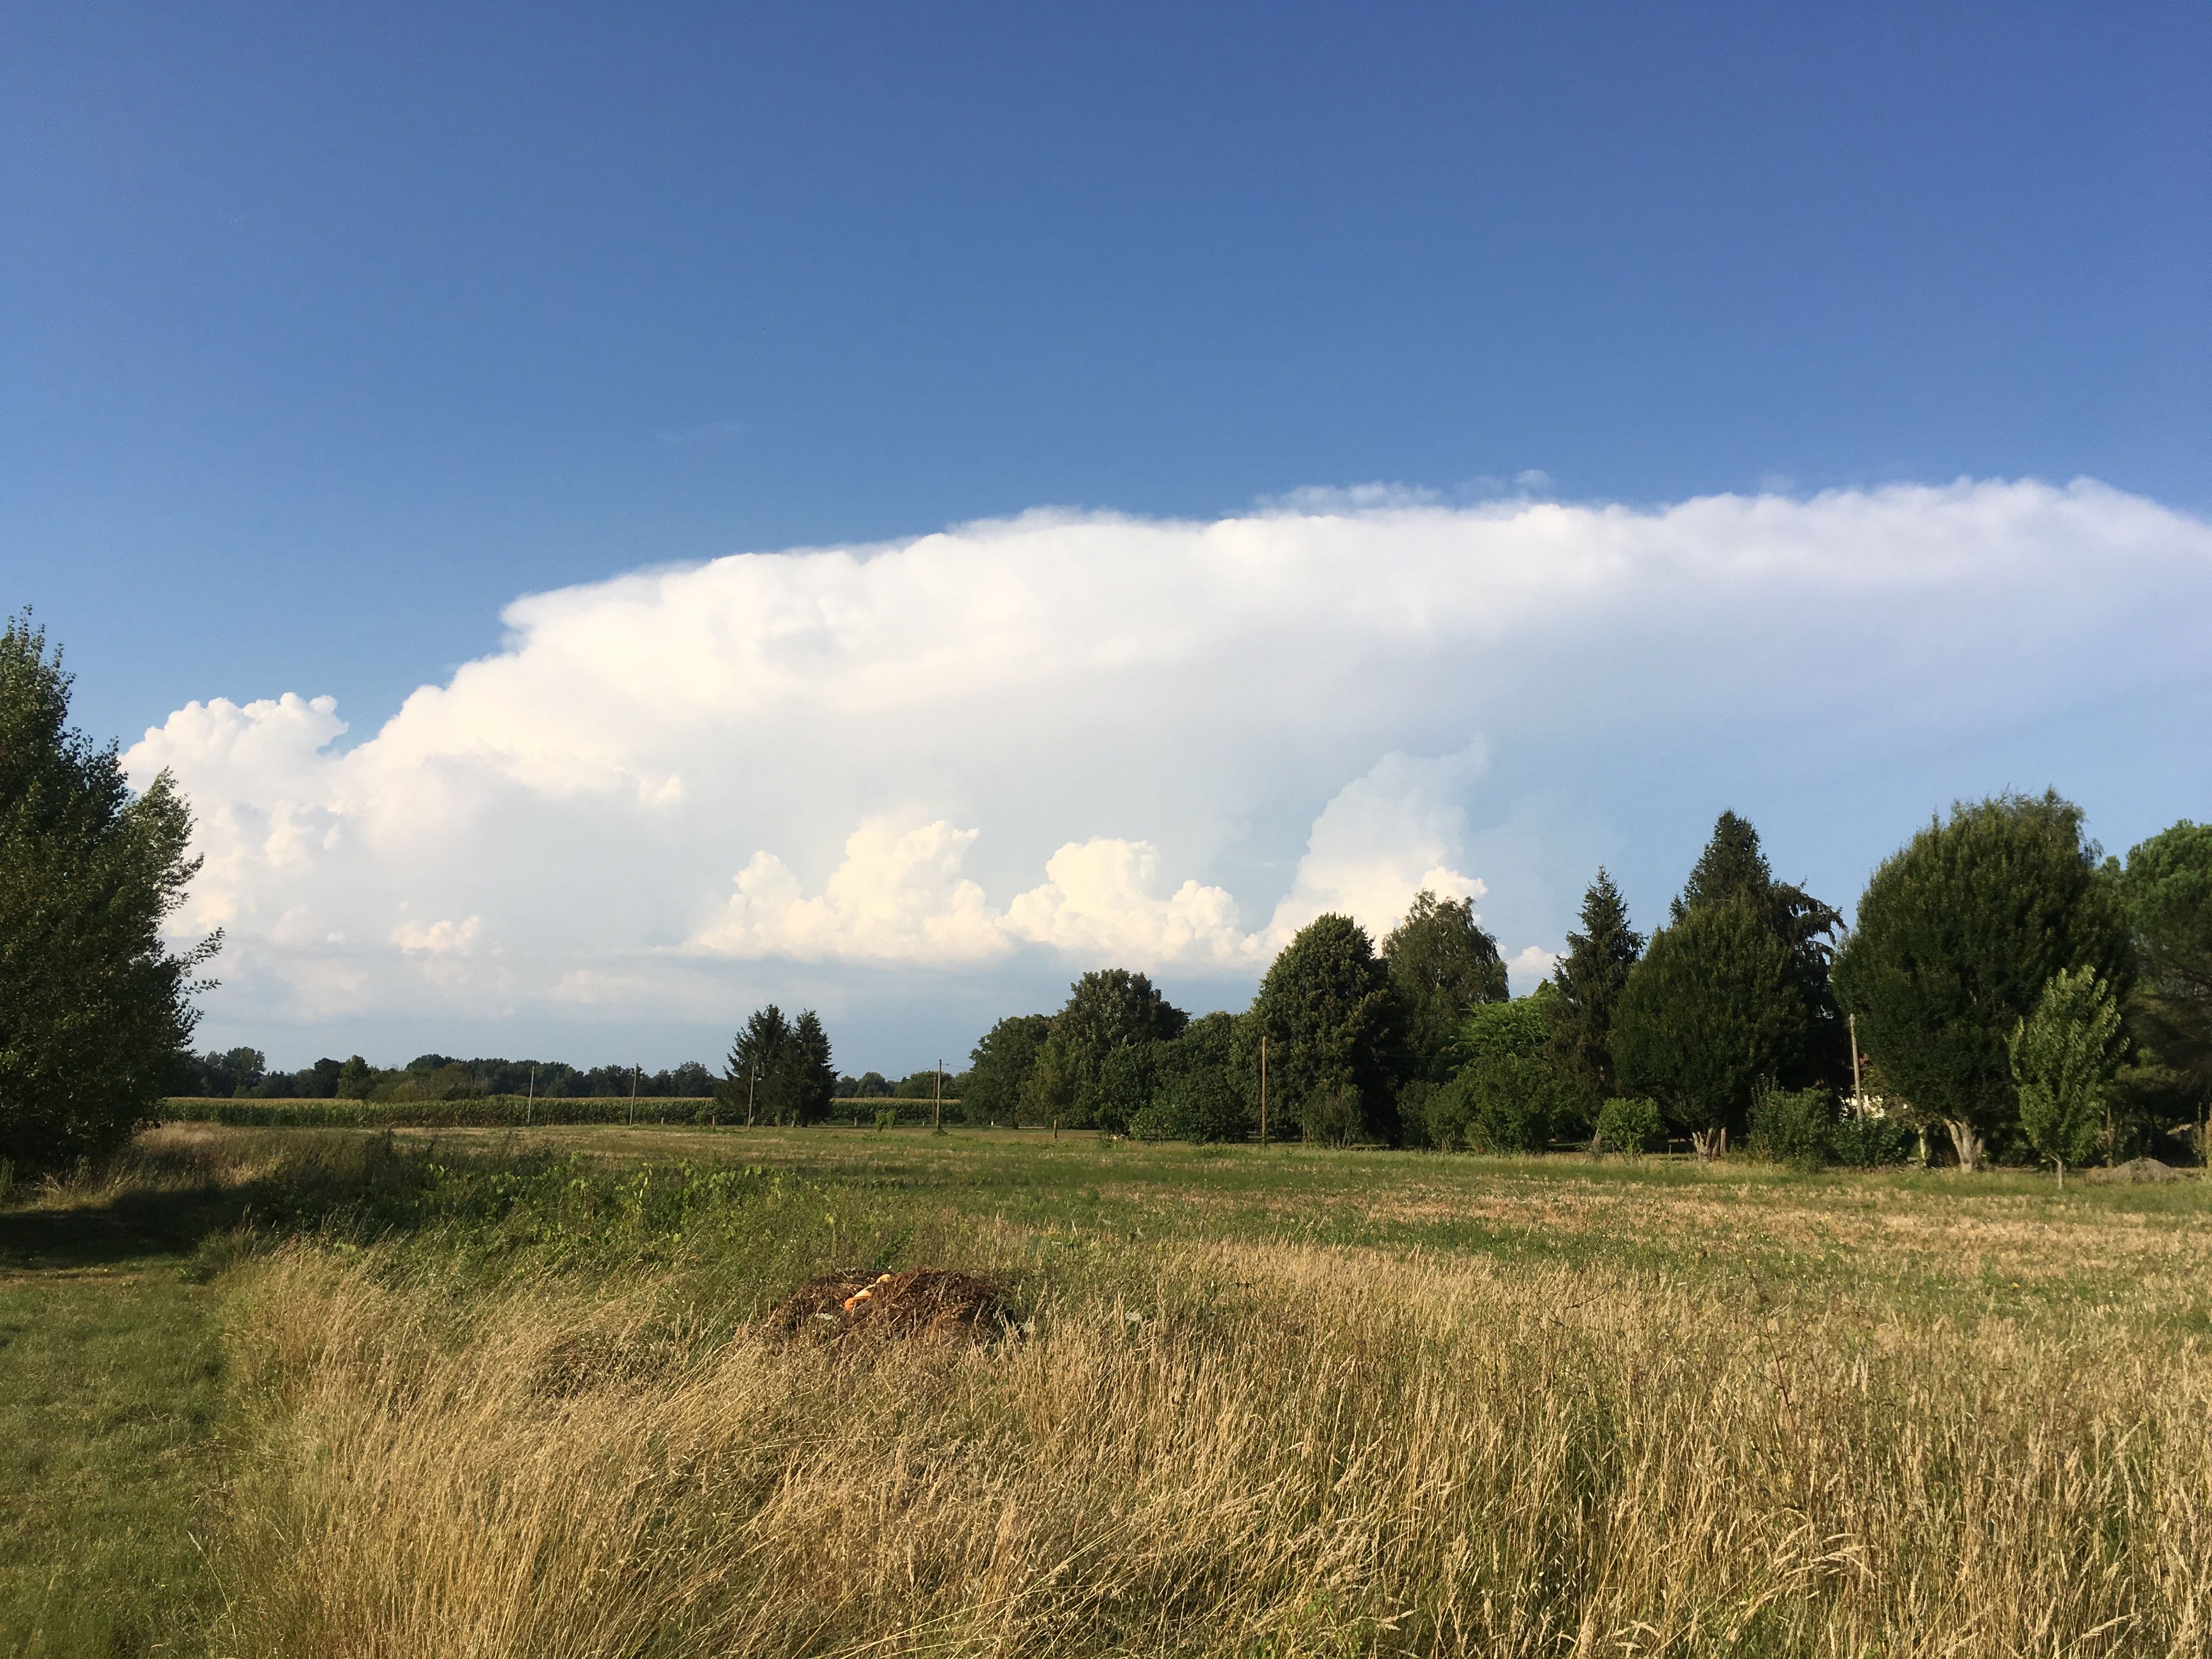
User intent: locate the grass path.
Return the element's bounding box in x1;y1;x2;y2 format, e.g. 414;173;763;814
0;1197;227;1658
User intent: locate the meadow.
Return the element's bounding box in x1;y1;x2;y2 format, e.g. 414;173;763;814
3;1121;2209;1658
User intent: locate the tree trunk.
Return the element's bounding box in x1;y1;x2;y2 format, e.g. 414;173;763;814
1944;1118;1985;1172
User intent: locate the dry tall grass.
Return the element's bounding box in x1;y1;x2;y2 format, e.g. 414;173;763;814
213;1234;2212;1658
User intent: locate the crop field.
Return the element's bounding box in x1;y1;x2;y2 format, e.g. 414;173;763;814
3;1122;2209;1658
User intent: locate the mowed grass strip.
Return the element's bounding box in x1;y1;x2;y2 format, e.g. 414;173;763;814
0;1240;225;1656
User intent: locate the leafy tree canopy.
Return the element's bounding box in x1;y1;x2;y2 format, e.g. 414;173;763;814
1382;889;1507;1080
1;614;215;1170
1450;984;1560;1070
1242;913;1403;1143
2010;967;2125;1174
1427;985;1573;1152
1035;969;1187;1127
1833;791;2128;1146
964;1013;1051;1125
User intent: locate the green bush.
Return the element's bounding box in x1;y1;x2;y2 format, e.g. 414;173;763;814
1829;1111;1915;1168
1425;1053;1561;1153
1595;1096;1663;1154
1130;1070;1251;1144
1748;1084;1835;1170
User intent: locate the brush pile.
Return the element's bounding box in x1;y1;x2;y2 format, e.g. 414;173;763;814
766;1267;1013;1346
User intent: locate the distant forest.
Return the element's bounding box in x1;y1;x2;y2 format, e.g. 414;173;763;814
178;1050;961;1105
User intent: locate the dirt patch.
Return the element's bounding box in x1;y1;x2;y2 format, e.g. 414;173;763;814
2085;1158;2196;1186
766;1268;1014;1347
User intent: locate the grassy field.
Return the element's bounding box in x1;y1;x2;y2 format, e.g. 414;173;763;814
3;1122;2208;1657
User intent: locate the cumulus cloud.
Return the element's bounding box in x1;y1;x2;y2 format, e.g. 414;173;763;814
124;478;2212;1057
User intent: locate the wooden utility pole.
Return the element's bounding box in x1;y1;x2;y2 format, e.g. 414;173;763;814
1848;1013;1863;1101
525;1065;534;1127
747;1066;757;1128
1259;1036;1268;1148
629;1064;638;1125
933;1059;943;1131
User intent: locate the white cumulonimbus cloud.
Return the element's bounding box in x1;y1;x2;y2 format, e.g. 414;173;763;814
124;478;2212;1059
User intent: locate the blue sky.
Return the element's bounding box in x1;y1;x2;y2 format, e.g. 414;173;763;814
7;3;2210;1069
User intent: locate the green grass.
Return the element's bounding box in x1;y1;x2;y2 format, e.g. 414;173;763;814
0;1210;227;1656
369;1120;2212;1323
2;1124;2206;1656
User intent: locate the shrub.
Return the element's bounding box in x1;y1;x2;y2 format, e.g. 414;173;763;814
1425;1053;1562;1153
1748;1084;1835;1170
1829;1111;1915;1168
1595;1096;1664;1154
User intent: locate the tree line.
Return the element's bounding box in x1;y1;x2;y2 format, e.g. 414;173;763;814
953;798;2211;1171
5;611;2208;1175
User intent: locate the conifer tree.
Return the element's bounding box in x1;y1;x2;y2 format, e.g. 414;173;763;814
1612;899;1805;1137
787;1009;837;1125
1674;811;1845;1083
719;1003;792;1124
1548;868;1644;1111
1240;914;1404;1144
1383;888;1509;1081
1836;792;2126;1170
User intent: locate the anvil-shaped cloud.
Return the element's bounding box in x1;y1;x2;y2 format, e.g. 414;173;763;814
126;479;2212;1064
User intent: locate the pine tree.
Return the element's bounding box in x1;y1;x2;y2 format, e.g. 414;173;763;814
719;1003;792;1124
788;1009;837;1125
1675;811;1844;1084
1612;899;1806;1137
1673;810;1771;920
1548;868;1643;1112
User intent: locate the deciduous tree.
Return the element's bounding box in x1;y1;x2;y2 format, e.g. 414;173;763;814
0;616;215;1171
2010;967;2125;1182
1042;969;1187;1127
964;1013;1051;1125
